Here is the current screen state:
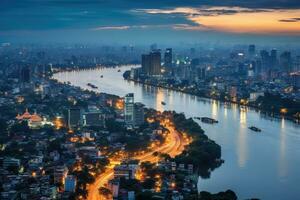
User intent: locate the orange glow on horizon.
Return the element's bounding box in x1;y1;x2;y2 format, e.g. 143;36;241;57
143;7;300;35
190;9;300;34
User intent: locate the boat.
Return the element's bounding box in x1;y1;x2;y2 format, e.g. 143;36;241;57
87;83;98;89
249;126;262;132
200;117;218;124
193;117;201;120
161;101;166;105
100;75;103;78
117;69;121;72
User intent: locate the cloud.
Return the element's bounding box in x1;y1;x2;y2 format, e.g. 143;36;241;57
136;7;271;17
136;6;300;35
172;24;208;31
91;26;130;30
91;24;201;31
279;17;300;22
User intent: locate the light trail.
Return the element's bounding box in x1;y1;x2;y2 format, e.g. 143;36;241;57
87;120;189;200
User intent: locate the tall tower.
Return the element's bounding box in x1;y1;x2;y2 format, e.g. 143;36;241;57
124;93;134;126
164;48;172;69
270;49;277;69
280;51;292;73
141;50;162;76
142;54;151;75
150;50;161;76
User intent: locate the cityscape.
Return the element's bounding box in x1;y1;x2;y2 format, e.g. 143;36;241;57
0;1;300;200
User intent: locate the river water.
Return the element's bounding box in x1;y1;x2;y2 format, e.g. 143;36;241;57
53;65;300;200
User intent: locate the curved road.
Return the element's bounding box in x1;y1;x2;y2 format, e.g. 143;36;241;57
87;121;188;200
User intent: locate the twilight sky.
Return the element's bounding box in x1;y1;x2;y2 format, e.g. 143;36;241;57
1;0;300;45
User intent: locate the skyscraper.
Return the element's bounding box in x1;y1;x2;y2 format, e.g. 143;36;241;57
270;49;277;69
260;50;270;72
141;50;162;76
142;54;151;75
150;50;161;75
280;51;292;72
124;93;134;127
133;103;144;127
164;48;172;69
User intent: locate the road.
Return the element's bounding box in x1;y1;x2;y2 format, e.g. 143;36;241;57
87;120;188;200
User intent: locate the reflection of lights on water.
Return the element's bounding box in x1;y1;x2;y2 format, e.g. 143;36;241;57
237;109;248;168
211;100;218;118
237;127;247;168
279;118;287;177
224;107;227;118
156;89;164;112
239;109;247;125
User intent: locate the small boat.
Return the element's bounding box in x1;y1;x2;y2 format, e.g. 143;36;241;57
249;126;261;132
194;117;201;120
161;101;166;105
100;75;103;78
201;117;218;124
87;83;98;89
118;69;121;72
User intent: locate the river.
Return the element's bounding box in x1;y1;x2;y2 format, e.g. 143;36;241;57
53;65;300;200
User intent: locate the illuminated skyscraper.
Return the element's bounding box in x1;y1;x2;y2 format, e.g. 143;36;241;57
150;50;161;75
141;50;162;76
124;93;134;126
164;48;172;69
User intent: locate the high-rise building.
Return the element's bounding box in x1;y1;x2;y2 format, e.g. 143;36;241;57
280;51;292;72
260;50;270;72
141;50;162;76
248;45;255;58
134;103;144;127
142;54;151;75
197;66;206;80
64;175;77;192
124;93;134;126
270;49;277;69
150;50;161;75
68;108;82;129
164;48;172;69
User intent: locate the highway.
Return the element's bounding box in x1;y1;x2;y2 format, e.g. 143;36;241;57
87;120;188;200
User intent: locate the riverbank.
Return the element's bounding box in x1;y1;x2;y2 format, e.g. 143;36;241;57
124;76;300;123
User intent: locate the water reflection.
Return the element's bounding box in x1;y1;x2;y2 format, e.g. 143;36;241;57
224;106;228;119
279;118;287;178
211;100;218;119
156;89;164;112
237;109;248;167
